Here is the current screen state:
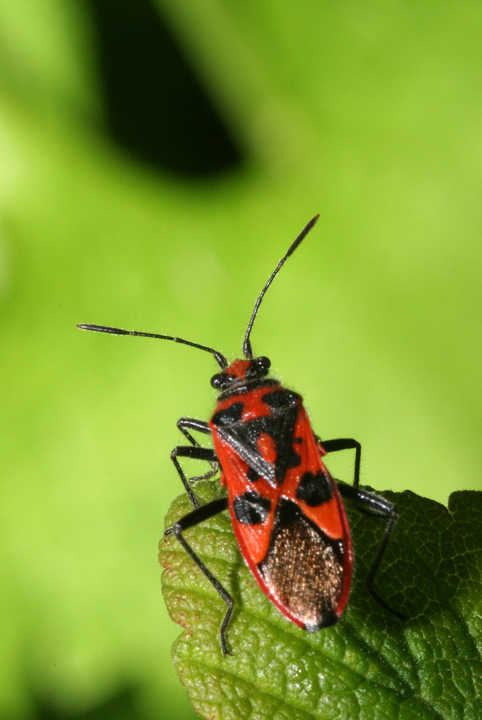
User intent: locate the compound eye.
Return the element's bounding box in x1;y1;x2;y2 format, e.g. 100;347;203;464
246;356;271;378
256;356;271;375
210;372;233;390
211;373;223;389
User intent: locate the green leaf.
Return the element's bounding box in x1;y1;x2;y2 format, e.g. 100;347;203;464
160;482;482;720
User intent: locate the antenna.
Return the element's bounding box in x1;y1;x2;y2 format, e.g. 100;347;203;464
77;323;228;369
243;214;319;359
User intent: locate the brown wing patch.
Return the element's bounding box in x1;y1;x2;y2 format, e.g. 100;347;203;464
258;499;345;629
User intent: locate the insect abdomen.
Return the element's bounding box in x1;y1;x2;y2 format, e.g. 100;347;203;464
258;498;345;629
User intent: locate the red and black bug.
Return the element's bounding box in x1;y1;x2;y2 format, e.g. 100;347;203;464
78;215;403;655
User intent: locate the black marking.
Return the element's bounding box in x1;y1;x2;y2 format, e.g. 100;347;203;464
214;402;300;488
287;447;301;469
294;437;303;444
216;426;276;487
258;499;344;628
249;408;300;485
247;466;261;482
212;385;304;487
218;378;279;401
304;609;338;631
296;471;333;507
211;402;244;427
233;491;272;525
262;389;300;410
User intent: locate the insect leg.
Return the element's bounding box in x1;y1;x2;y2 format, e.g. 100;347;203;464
337;483;405;620
171;445;218;509
166;496;234;655
171;418;218;508
177;417;211;446
319;438;361;487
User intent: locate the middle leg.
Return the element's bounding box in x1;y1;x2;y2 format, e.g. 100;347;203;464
319;437;362;487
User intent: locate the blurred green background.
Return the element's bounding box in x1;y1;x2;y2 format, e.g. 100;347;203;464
1;2;481;719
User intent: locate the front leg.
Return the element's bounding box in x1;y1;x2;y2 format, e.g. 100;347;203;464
171;418;218;508
177;417;211;447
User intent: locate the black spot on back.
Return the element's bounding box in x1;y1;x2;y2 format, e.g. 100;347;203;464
287;447;301;469
212;402;244;427
262;389;300;410
296;471;333;507
247;467;261;482
233;491;272;525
